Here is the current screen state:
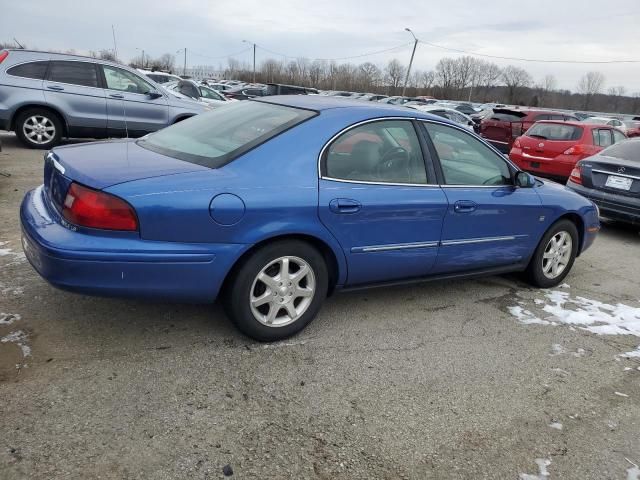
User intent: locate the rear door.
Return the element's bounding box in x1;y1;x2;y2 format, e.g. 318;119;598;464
43;60;107;137
421;121;543;273
318;119;448;286
99;64;168;136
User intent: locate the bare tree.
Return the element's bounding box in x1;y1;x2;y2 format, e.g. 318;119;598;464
385;59;406;93
577;71;605;110
359;62;381;90
435;57;457;98
502;65;533;104
421;70;436;91
158;53;175;72
607;85;626;112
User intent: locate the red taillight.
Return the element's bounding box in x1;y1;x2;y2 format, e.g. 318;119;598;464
514;138;521;148
563;144;586;156
62;183;138;231
569;166;582;185
0;51;8;64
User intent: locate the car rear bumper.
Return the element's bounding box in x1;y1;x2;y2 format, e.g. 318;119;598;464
566;181;640;225
20;186;247;303
510;149;575;180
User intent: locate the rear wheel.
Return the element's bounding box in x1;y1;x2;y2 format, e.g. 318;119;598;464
525;219;579;288
223;240;328;341
15;108;63;149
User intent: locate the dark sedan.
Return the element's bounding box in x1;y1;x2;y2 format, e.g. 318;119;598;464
567;138;640;226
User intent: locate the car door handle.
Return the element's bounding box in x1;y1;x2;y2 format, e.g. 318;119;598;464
453;200;477;213
46;85;64;91
109;93;125;99
329;198;361;214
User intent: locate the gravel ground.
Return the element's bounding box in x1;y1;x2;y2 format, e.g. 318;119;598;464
1;132;639;479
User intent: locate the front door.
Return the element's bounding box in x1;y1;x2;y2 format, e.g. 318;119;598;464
420;121;544;274
99;64;168;137
318;119;448;286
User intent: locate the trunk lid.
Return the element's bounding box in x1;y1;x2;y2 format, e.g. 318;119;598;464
581;155;640;198
480;108;527;145
47;139;209;190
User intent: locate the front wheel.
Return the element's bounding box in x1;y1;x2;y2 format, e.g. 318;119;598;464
223;240;328;341
525;219;579;288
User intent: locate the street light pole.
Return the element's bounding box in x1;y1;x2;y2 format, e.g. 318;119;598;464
183;48;187;76
401;28;418;97
243;40;256;83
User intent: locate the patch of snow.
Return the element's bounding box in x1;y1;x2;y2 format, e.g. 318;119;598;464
559;283;570;289
627;459;640;480
550;343;567;355
624;367;633;371
0;242;26;265
1;330;31;358
614;391;629;398
519;458;551;480
508;290;640;357
549;422;563;430
0;313;21;325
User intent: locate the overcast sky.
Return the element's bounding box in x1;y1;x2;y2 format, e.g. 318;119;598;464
2;0;639;93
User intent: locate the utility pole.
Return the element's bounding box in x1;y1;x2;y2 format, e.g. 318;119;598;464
183;48;187;76
243;40;257;83
401;28;418;97
111;25;118;60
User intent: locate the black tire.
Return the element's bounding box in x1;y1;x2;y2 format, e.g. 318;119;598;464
15;108;63;149
524;219;579;288
223;240;328;342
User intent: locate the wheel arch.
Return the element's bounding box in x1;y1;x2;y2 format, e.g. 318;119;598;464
222;233;343;297
171;114;194;124
10;103;69;136
554;212;585;255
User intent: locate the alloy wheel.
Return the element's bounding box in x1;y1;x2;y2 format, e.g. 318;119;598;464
23;115;56;145
249;256;316;327
542;231;572;279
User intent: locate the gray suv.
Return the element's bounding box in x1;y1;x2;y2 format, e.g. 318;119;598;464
0;49;209;149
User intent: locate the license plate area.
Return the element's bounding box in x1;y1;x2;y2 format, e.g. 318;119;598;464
605;175;632;191
530;162;540;168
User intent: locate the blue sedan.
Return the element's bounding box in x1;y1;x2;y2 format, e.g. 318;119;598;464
20;96;600;341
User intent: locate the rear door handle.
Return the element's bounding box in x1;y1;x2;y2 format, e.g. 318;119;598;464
109;93;125;99
453;200;477;213
46;85;64;91
329;198;361;214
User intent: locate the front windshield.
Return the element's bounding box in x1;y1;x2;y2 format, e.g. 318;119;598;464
137;101;316;168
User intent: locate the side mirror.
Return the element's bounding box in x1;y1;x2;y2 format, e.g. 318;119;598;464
147;90;163;99
515;171;535;188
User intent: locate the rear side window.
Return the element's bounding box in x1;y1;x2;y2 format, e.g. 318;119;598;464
7;61;48;80
526;123;583;141
137;101;316;168
48;61;99;88
592;129;613;147
324;120;428;184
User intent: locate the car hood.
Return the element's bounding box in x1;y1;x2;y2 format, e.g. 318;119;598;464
51;139;209;189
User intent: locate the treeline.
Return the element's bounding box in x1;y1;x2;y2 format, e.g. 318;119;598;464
223;56;639;115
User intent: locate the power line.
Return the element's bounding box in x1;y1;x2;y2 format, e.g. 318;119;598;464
418;39;640;64
188;47;253;61
256;42;411;62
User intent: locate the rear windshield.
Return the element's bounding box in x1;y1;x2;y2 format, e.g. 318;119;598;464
526;123;583;141
490;113;525;122
600;140;640;162
137;101;316;168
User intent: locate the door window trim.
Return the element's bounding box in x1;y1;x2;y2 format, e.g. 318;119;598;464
416;119;519;188
317;117;438;187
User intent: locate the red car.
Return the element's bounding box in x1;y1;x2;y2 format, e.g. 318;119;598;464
509;121;627;181
480;108;578;153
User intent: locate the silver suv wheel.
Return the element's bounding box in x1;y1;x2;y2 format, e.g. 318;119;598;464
22;115;56;145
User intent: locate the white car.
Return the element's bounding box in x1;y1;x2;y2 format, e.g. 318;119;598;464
405;103;475;131
581;116;627;133
164;80;232;106
137;69;182;85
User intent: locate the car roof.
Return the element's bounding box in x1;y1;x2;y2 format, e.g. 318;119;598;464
2;48;123;67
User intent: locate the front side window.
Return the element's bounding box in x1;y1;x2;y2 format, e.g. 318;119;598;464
138;100;316;168
612;129;626;143
48;61;98;88
424;122;512;186
323;120;428;184
102;65;153;94
7;61;48;80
